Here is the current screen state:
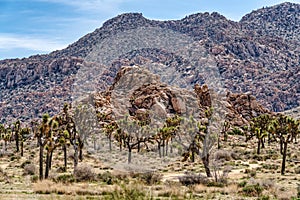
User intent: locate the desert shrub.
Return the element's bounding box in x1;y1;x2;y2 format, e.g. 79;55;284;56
214;150;232;161
244;168;256;177
258;195;270;200
242;183;264;197
257;179;275;190
178;173;208;186
98;171;116;185
55;174;75;183
31;175;39;183
139;172;162;185
238;180;247;188
73;164;95;182
294;166;300;174
230;151;240;160
228;127;244;136
21;160;31;168
107;184;146;200
262;163;279;170
24;164;36;175
207;181;225;187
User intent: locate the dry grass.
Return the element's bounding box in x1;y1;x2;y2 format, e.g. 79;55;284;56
33;180;108;195
0;127;299;199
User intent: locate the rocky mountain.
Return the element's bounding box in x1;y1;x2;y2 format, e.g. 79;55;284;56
0;2;299;123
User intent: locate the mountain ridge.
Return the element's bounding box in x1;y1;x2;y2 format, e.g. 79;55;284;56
0;2;299;123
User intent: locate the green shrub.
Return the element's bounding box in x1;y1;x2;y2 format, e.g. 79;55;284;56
258;195;270;200
106;184;146;200
238;180;247;188
98;171;116;185
207;181;225;187
31;175;39;183
242;184;264;197
55;174;75;183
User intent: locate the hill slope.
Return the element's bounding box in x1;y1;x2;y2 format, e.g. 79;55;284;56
0;2;299;123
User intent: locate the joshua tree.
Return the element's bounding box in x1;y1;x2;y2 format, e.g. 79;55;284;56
117;117;152;163
73;103;97;161
61;103;80;171
37;114;51;180
269;114;300;175
59;130;70;172
13;120;21;152
19;127;30;157
103;122;117;151
44;117;61;179
0;124;10;151
248;114;272;154
221;121;230;142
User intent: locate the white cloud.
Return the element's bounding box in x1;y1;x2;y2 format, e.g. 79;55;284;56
34;0;125;13
0;34;67;52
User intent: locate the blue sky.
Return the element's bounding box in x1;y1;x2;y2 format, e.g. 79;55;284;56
0;0;299;60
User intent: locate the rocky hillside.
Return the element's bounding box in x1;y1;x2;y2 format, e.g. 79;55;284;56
0;2;299;123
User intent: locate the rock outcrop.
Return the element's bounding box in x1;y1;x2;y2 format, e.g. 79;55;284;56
93;66;270;130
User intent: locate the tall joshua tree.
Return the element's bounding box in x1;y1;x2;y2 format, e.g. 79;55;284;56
37;114;51;180
44;117;59;179
269;114;300;175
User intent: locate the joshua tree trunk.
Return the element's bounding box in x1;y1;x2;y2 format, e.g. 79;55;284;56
257;138;261;155
157;141;161;158
63;146;67;170
162;140;165;157
63;145;67;172
79;148;83;161
191;150;195;163
45;151;50;179
191;141;196;162
165;140;169;156
280;140;283;155
261;138;265;149
73;144;79;171
128;146;132;164
79;140;84;161
4;140;7;151
137;141;141;153
202;154;212;177
15;133;19;152
170;139;173;154
109;137;112;151
49;151;53;170
281;141;288;175
38;137;43;180
20;140;24;157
